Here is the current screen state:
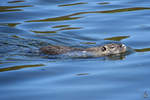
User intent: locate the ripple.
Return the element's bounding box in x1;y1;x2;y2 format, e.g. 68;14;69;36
8;0;25;4
104;36;130;41
0;5;32;12
26;16;82;22
58;27;82;31
100;7;150;13
1;0;150;100
58;2;88;7
52;25;70;28
0;64;45;72
97;2;110;5
0;23;20;27
26;7;150;23
32;30;57;34
135;48;150;52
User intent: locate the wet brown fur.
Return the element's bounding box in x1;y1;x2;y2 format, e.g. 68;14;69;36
40;45;83;55
40;43;127;56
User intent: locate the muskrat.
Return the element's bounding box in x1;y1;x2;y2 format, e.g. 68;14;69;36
40;43;127;57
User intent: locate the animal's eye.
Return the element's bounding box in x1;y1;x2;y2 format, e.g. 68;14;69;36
101;46;106;51
110;46;114;49
119;44;123;47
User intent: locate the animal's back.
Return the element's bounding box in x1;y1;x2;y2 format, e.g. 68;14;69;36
40;43;127;57
40;45;81;55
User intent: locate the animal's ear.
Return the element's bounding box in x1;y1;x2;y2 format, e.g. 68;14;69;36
101;46;106;51
109;44;115;49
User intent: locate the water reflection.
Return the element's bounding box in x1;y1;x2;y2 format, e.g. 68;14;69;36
32;27;82;34
8;0;25;4
100;7;150;13
0;64;45;72
58;27;82;31
76;73;89;76
52;25;82;31
106;53;127;60
135;48;150;52
26;16;81;22
0;23;20;27
144;91;149;98
69;7;150;15
104;36;130;41
32;30;57;34
52;25;70;28
0;5;32;12
97;2;110;5
26;7;150;23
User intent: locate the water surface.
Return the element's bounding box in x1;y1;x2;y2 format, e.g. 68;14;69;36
0;0;150;100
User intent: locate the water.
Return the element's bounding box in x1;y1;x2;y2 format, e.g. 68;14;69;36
0;0;150;100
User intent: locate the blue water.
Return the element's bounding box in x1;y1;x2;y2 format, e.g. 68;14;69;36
0;0;150;100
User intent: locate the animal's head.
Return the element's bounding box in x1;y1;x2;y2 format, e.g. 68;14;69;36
100;43;127;55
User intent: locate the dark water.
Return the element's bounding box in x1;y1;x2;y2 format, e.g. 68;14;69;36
1;0;150;100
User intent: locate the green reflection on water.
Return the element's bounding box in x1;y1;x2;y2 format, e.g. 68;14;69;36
26;16;81;22
135;48;150;52
32;26;82;33
58;27;82;31
0;23;20;27
104;36;130;41
100;7;150;13
52;25;82;31
97;2;110;5
0;64;45;72
68;7;150;16
26;7;150;23
8;0;25;3
52;25;70;28
32;30;57;34
0;5;32;12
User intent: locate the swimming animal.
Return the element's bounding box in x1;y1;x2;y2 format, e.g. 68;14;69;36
40;43;127;57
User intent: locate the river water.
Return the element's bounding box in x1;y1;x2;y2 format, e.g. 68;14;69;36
0;0;150;100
